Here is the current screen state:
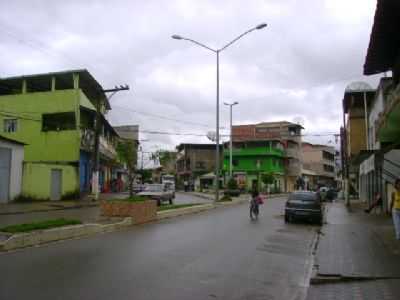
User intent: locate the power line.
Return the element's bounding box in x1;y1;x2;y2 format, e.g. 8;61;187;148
112;105;226;129
0;110;339;139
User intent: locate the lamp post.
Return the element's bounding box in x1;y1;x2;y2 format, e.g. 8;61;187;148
172;23;267;202
224;101;239;178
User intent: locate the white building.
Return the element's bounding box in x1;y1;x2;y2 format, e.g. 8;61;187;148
0;135;25;203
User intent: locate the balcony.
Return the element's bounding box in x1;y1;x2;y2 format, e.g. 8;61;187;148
80;128;95;152
223;147;283;157
100;136;117;159
376;83;400;143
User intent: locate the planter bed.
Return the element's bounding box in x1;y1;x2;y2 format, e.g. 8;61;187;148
101;199;157;224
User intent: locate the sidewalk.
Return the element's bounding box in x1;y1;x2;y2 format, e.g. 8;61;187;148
306;200;400;300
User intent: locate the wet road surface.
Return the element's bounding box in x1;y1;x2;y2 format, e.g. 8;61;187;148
0;196;318;300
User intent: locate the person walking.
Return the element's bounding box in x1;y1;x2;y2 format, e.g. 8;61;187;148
390;179;400;240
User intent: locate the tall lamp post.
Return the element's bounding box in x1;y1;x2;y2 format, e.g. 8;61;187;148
172;23;267;202
224;101;239;178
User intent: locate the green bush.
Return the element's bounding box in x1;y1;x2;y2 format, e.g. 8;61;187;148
0;218;82;234
13;194;49;202
218;195;232;202
61;190;80;200
261;173;275;185
227;178;238;190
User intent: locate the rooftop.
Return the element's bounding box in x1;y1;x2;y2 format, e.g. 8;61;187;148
364;0;400;75
0;69;110;109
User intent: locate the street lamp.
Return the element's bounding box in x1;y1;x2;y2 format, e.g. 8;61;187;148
172;23;267;202
224;101;239;178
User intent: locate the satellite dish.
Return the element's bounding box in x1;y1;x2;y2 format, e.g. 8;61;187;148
207;131;216;142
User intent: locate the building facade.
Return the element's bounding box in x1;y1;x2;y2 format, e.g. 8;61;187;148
302;142;336;189
222;140;285;192
342;82;376;199
176;143;222;189
230;121;303;192
0;69;119;200
357;0;400;212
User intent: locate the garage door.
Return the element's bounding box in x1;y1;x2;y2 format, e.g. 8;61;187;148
0;147;11;203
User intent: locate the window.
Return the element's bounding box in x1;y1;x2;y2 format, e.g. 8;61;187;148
42;112;76;131
195;161;205;169
4;119;17;133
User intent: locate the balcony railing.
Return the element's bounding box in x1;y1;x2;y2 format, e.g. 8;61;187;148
224;147;284;157
80;128;95;152
100;136;117;159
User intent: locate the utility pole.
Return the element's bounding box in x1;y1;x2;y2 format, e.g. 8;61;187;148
92;85;129;200
224;101;239;178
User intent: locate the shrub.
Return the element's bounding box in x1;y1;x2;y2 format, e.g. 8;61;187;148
61;190;80;200
219;195;232;202
261;173;275;185
13;195;49;202
227;178;238;190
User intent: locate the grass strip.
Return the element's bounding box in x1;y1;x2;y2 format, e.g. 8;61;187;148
108;196;149;202
0;218;82;233
158;203;206;211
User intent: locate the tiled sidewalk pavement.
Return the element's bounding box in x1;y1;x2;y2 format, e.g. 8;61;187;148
306;200;400;300
307;279;400;300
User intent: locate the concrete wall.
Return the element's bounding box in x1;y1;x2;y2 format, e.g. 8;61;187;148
22;163;79;200
0;139;24;201
0;89;81;162
348;117;367;156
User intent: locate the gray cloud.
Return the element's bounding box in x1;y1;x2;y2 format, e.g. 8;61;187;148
1;0;381;153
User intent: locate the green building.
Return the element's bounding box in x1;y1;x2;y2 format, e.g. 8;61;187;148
0;70;119;200
223;140;285;192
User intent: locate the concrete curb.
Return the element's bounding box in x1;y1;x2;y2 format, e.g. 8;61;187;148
0;218;132;252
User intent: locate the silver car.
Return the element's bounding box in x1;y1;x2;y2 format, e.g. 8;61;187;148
137;184;174;206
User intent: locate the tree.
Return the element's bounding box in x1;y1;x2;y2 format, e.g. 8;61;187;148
151;150;177;174
116;139;137;197
227;177;238;190
261;173;275;185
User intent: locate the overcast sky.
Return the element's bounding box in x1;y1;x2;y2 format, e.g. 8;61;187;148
0;0;382;165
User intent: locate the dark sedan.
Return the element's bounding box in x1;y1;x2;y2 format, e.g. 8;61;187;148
284;191;323;225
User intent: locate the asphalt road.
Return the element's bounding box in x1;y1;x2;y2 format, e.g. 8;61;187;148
0;193;209;227
0;196;318;300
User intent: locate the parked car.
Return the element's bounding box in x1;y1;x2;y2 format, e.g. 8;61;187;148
132;184;146;193
284;191;323;225
137;184;174;206
163;182;176;198
326;188;337;202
